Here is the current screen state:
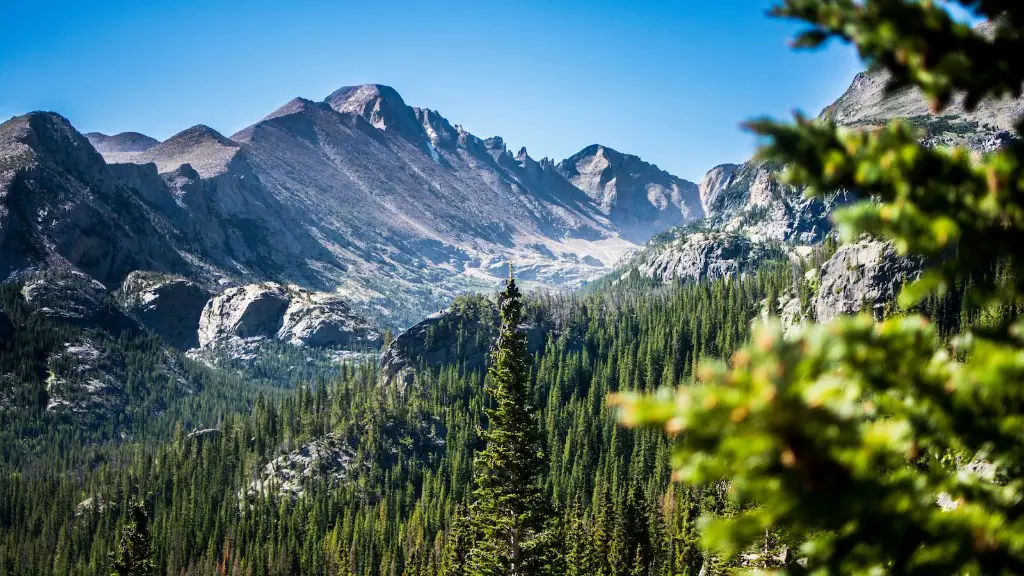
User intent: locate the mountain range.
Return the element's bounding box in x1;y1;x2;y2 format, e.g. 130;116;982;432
2;43;1020;333
1;84;710;326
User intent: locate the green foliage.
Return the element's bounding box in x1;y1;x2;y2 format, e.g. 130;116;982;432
467;273;558;575
1;262;803;575
109;491;154;576
616;1;1024;574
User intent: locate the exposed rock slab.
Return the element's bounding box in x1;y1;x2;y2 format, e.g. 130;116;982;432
198;282;381;353
245;434;355;498
629;231;782;284
19;266;136;332
813;238;919;322
120;271;212;349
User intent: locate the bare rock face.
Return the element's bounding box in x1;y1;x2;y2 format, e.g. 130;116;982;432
21;267;106;321
630;231;780;284
198;283;291;347
18;266;136;333
698;160;847;245
380;298;548;389
245;434;355;498
120;271;212;349
698;163;739;216
278;291;381;348
0;113;189;286
779;295;804;333
556;144;702;242
198;282;380;352
813;238;919;322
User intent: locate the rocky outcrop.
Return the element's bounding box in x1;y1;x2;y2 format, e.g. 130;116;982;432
20;267;105;320
0;113;190;287
698;163;739;216
198;283;290;347
198;282;380;352
279;291;381;348
779;295;804;333
120;271;212;349
245;434;355;498
19;266;136;332
629;231;782;284
813;238;919;322
699;160;848;245
380;298;548;388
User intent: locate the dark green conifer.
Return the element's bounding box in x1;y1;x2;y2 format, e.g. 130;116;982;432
109;491;154;576
467;269;557;576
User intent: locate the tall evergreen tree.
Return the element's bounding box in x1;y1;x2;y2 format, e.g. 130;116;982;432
467;270;557;576
109;491;154;576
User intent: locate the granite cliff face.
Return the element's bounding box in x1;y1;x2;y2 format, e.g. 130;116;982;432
614;228;786;285
687;21;1021;253
812;238;919;322
0;113;190;287
197;282;381;353
120;271;212;349
698;161;849;245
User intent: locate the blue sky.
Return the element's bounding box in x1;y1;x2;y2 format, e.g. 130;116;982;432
2;0;881;180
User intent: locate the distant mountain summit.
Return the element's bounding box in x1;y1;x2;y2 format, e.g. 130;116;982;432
557;144;702;243
84;131;158;163
326;84;423;136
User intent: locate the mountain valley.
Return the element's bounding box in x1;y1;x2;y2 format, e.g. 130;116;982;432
1;14;1023;573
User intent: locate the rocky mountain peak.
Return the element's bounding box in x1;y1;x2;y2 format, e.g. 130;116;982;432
556;143;702;241
262;97;328;122
698;163;739;215
413;107;458;149
126;124;240;177
85;131;159;154
1;112;104;172
324;84;422;136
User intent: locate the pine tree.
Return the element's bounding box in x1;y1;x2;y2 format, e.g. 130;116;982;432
467;269;557;576
109;491;154;576
440;506;473;576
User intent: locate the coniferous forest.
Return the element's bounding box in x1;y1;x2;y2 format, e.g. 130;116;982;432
4;1;1024;575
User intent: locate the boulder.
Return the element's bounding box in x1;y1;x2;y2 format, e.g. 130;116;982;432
198;282;380;352
813;238;919;323
121;271;212;349
278;291;381;348
198;283;291;347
